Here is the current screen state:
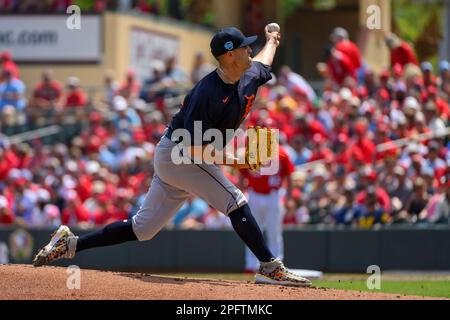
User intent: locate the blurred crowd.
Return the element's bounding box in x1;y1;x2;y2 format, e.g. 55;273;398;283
0;0;214;26
0;27;449;230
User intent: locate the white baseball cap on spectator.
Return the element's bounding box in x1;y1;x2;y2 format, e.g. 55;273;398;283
339;88;352;101
62;175;77;189
393;166;406;176
313;166;329;179
421;166;434;177
406;143;420;154
0;195;7;208
65;189;79;201
421;62;433;72
67;76;80;87
44;175;58;188
54;143;68;156
37;188;51;203
439;60;450;72
150;59;165;73
86;160;101;175
292;170;306;182
344;180;356;191
113;96;128;112
65;160;78;173
404;96;420;112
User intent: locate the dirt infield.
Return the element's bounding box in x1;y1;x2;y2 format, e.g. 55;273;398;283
0;264;438;300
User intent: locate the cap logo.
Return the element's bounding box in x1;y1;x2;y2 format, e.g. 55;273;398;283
224;41;234;51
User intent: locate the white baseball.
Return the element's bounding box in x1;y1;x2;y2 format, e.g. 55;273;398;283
267;23;280;33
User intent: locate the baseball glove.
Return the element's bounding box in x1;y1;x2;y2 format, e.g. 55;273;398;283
245;126;273;171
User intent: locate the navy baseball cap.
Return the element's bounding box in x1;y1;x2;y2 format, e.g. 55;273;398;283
210;27;257;57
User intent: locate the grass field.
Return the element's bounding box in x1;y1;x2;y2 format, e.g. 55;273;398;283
163;273;450;298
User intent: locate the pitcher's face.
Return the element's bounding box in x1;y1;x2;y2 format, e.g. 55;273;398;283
233;46;253;71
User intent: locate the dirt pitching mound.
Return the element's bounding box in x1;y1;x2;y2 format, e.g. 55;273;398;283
0;264;436;300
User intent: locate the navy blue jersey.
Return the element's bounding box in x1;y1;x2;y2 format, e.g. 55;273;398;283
166;61;272;148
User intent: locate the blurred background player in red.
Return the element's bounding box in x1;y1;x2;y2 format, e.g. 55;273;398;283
385;33;418;69
239;132;295;273
0;51;19;80
330;27;362;72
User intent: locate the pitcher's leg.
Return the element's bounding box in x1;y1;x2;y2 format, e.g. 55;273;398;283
33;175;188;267
132;175;189;241
245;192;267;271
266;192;284;260
76;220;137;252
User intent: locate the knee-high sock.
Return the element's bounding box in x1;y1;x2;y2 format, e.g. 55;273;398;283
76;220;138;252
229;204;273;263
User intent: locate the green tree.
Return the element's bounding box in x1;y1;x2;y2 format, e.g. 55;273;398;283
393;0;443;63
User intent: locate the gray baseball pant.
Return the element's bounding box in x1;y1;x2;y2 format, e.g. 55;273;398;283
132;136;247;241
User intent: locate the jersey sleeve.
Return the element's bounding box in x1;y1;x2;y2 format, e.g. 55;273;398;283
240;62;272;88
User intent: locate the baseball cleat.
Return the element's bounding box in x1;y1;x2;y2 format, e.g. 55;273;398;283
255;258;312;287
33;225;78;267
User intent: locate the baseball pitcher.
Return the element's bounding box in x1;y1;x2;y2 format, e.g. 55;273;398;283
33;24;311;287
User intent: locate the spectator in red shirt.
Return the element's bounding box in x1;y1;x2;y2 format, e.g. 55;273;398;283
0;51;19;80
0;145;15;180
117;69;141;102
64;77;87;108
111;188;133;221
309;134;333;162
349;121;375;164
330;27;362;70
385;33;418;68
32;70;62;109
424;85;449;120
135;0;151;13
421;62;437;87
0;195;14;224
326;47;357;86
356;167;391;213
11;143;33;169
334;133;351;166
